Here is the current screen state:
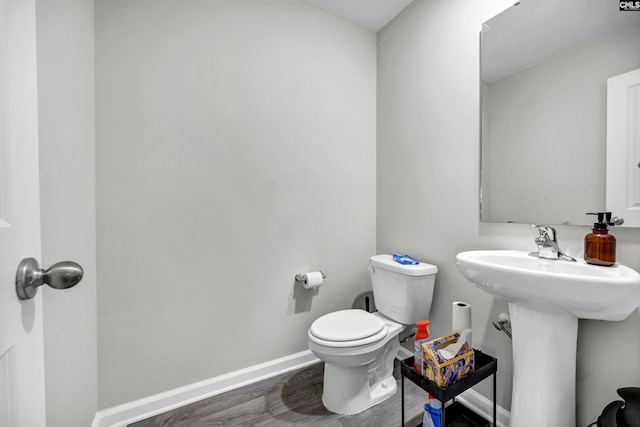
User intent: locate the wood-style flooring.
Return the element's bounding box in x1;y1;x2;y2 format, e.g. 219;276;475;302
129;361;427;426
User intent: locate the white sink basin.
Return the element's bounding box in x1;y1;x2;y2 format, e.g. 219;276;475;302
456;250;640;427
456;250;640;320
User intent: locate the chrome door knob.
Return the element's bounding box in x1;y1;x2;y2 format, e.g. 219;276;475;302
16;258;84;300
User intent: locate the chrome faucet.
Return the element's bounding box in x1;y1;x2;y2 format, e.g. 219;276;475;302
529;225;576;262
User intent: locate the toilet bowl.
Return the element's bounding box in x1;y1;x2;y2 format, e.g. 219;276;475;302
308;254;438;415
308;310;403;414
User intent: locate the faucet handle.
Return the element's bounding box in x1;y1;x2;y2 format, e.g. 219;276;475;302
529;225;576;262
532;224;556;240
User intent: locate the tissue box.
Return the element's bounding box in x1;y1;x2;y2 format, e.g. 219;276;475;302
421;332;475;388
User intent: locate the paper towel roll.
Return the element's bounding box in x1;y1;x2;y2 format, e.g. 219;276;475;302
452;301;472;344
303;271;324;289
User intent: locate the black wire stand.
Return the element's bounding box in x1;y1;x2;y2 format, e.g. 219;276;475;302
400;349;497;427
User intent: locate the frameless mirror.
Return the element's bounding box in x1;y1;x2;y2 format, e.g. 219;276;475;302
480;0;640;226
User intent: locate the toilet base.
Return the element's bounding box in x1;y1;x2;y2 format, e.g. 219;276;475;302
321;363;397;414
320;335;400;414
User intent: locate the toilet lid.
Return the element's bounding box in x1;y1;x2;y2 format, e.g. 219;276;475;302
310;309;385;342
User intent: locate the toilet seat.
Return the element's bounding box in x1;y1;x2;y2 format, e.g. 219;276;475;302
309;310;388;348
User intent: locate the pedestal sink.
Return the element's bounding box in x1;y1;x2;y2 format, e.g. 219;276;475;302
456;250;640;427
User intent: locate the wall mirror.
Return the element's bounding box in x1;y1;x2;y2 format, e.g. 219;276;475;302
480;0;640;226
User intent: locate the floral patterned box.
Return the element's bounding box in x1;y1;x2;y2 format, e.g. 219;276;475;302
421;332;475;388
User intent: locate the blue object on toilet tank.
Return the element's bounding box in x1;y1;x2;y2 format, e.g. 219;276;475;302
393;253;420;265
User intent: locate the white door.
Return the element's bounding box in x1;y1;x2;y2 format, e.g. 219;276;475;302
607;68;640;227
0;0;46;426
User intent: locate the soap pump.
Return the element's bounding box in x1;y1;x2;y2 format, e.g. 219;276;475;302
584;212;616;266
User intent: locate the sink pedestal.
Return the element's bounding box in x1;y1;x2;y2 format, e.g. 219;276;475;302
509;303;578;427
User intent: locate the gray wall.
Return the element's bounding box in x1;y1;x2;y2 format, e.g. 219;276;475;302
36;0;98;426
37;0;640;424
378;0;640;425
95;0;377;408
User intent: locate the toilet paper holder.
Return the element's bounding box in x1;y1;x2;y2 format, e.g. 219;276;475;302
295;271;326;285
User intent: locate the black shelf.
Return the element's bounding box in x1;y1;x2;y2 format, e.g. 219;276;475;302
412;402;491;427
400;349;497;427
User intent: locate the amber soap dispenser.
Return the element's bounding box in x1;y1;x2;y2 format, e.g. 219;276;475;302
584;212;616;266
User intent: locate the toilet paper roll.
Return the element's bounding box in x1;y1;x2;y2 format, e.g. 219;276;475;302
303;271;324;289
452;301;472;344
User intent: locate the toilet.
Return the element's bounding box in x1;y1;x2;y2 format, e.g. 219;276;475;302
308;254;437;414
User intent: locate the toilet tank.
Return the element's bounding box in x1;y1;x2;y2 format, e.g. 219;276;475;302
369;254;438;325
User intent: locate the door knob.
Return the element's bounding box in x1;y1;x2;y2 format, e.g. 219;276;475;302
15;258;84;300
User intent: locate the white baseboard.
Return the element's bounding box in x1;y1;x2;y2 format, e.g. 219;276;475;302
92;350;320;427
396;345;413;360
457;388;511;427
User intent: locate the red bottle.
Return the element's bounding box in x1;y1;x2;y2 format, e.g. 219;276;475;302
414;320;430;374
